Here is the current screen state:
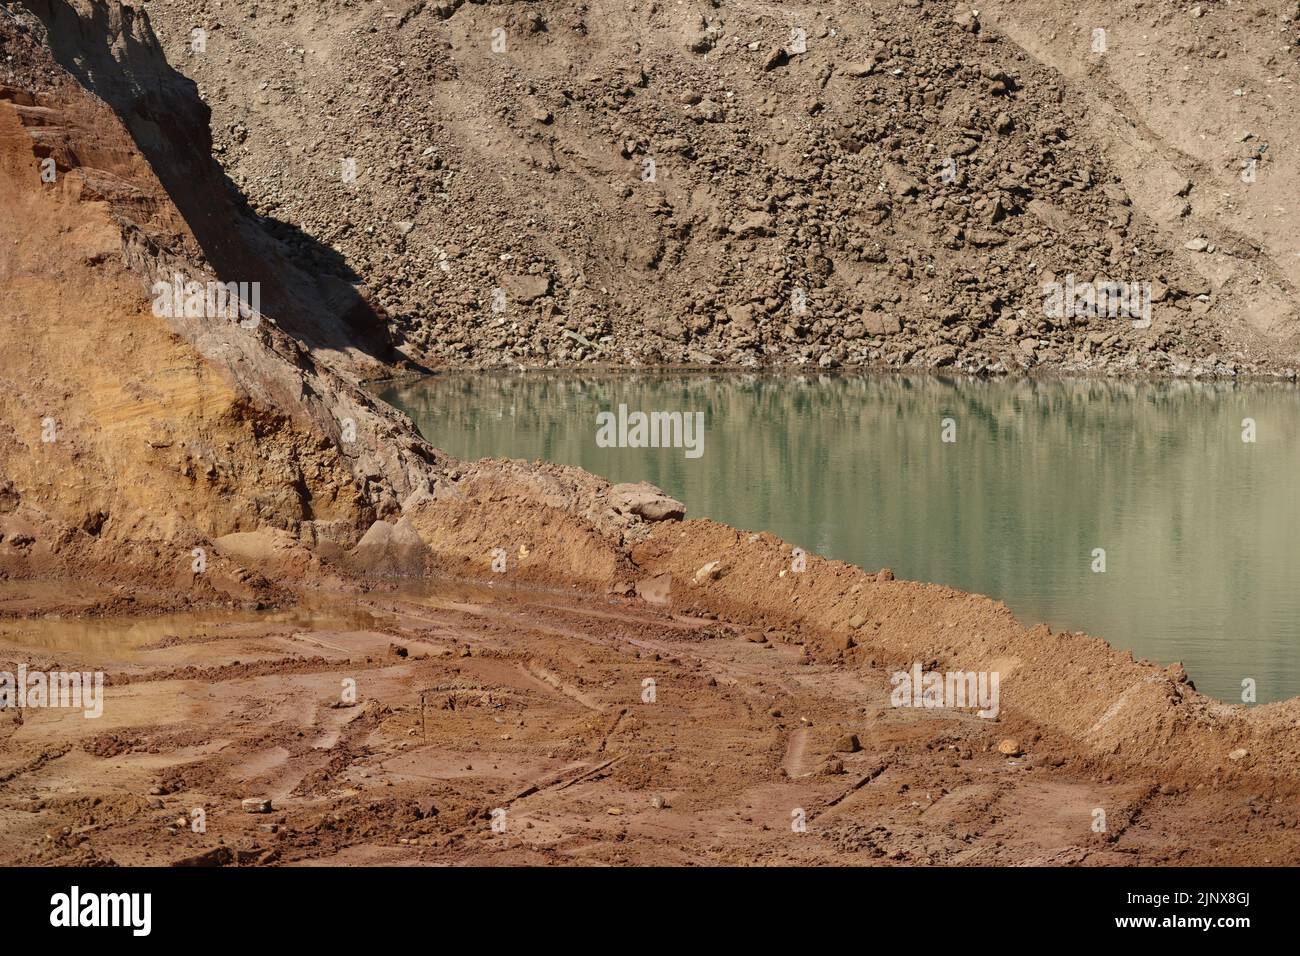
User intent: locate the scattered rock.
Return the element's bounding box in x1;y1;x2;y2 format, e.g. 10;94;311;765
833;734;861;753
635;572;673;605
349;517;431;577
609;482;686;521
692;560;724;585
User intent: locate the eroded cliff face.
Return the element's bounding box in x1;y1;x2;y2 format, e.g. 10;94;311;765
18;0;409;374
0;3;451;598
0;1;674;606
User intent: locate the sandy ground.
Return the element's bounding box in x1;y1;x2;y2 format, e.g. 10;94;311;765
3;576;1298;867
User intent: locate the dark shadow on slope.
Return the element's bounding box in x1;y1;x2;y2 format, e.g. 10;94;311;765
21;0;420;372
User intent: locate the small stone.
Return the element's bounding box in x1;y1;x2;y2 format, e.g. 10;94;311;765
1228;748;1248;761
692;560;724;585
651;794;667;810
876;568;894;582
241;797;273;814
502;272;551;304
686;33;714;54
609;482;685;522
997;739;1022;757
1184;237;1210;252
864;312;902;336
827;632;855;651
834;734;861;753
763;47;789;71
635;572;673;606
848;614;866;629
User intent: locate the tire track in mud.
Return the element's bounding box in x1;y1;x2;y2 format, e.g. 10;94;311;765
782;726;812;778
17;585;1298;865
518;660;606;713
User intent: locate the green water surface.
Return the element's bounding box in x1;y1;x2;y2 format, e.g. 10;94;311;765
379;372;1299;704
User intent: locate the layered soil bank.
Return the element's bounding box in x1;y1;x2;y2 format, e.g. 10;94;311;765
0;2;1297;865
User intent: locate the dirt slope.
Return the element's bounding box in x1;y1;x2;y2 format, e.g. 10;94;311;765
127;0;1300;375
984;0;1300;355
0;3;433;599
0;0;673;601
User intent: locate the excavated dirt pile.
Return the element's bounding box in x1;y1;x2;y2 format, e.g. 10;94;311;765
133;0;1300;375
1;0;1299;867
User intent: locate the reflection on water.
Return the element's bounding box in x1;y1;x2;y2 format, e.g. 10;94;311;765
380;372;1300;704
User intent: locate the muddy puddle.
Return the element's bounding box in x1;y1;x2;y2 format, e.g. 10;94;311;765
0;601;390;662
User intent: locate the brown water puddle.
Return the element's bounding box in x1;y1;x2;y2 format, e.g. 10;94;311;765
0;599;390;662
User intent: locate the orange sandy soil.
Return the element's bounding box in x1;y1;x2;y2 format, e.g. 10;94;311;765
3;536;1299;867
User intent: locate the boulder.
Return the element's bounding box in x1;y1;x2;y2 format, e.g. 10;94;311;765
609;482;685;521
864;312;901;335
502;273;551;304
635;572;673;605
349;516;431;576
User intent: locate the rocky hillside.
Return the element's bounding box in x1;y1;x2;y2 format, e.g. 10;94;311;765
0;1;674;605
114;0;1300;377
